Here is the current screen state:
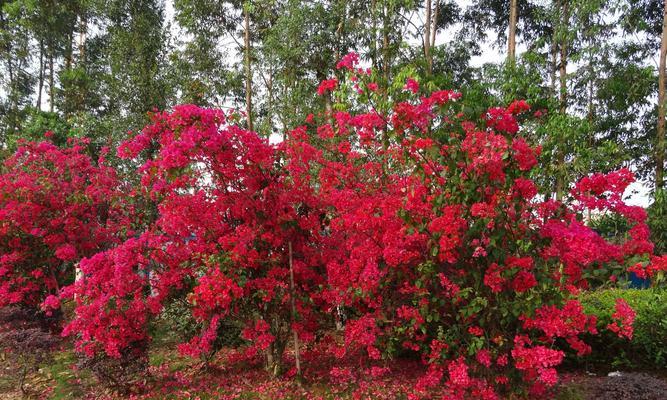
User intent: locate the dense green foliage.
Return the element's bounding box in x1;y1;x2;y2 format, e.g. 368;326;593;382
578;288;667;369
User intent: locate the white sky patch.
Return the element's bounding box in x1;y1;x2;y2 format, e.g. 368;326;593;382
625;180;651;208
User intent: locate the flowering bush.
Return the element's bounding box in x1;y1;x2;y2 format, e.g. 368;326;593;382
0;138;131;311
6;54;656;398
295;54;652;398
62;105;327;376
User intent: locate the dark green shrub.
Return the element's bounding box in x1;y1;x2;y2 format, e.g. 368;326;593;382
576;288;667;369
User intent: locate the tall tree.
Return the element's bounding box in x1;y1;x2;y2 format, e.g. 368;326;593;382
243;2;253;131
0;1;35;140
425;0;432;73
508;0;518;62
173;0;271;132
172;0;239;108
657;0;667;189
104;0;170;136
463;0;547;52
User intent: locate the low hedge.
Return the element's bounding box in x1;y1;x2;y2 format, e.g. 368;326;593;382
574;288;667;370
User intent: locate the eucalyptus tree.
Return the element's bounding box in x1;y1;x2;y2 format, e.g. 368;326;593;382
173;0;276;132
0;0;32;144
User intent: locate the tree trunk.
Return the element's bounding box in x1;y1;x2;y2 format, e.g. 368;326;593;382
559;0;568;114
19;364;27;395
324;92;334;127
244;5;253;132
49;50;54;113
587;58;595;125
555;0;569;201
334;0;347;64
550;39;557;97
508;0;518;64
0;10;16;131
65;28;73;72
430;1;438;51
382;0;390;96
267;67;274;135
657;0;667;190
370;0;378;70
288;242;301;379
587;51;595;167
37;40;44;110
424;0;432;74
381;0;391;147
0;11;13;84
78;14;87;65
265;335;286;377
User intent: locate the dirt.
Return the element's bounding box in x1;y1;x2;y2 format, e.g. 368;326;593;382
561;371;667;400
587;372;667;400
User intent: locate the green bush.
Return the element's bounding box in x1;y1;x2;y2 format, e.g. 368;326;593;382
576;288;667;370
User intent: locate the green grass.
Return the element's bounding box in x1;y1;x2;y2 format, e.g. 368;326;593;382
148;346;191;373
40;350;91;400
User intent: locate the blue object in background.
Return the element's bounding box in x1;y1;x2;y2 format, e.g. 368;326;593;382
629;272;651;289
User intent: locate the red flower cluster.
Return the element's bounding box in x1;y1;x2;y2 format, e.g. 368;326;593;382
317;78;338;95
607;298;636;340
628;255;667;278
0;139;131;309
404;78;420;94
512;335;564;391
522;300;597;356
336;51;359;71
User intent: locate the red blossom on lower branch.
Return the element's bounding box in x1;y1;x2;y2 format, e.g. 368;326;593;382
607;298;636;340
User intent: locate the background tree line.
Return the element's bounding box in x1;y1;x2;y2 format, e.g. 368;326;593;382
0;0;666;247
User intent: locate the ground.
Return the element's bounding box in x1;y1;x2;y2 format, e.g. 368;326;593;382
1;341;667;399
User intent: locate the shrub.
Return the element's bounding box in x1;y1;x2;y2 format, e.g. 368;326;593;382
15;53;661;398
0;138;132;312
63;106;326;377
578;288;667;369
297;55;653;398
